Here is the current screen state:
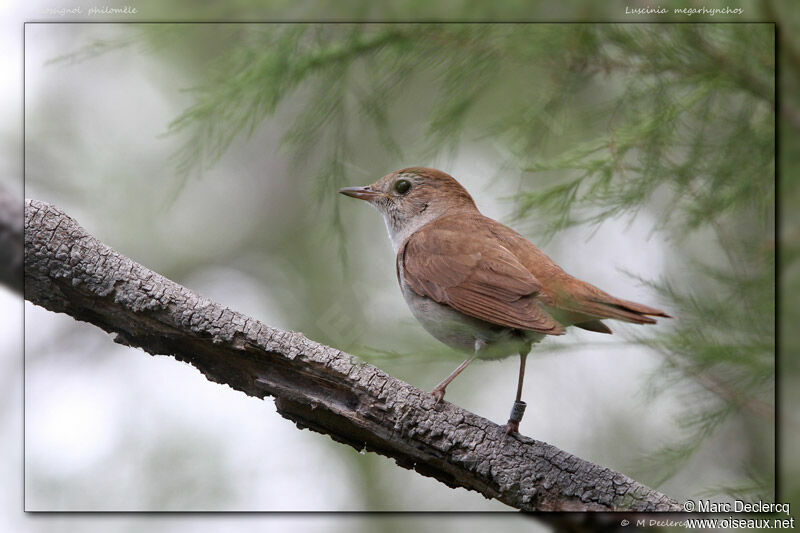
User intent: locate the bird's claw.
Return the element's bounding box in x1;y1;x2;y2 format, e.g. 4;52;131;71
504;420;520;435
431;387;446;404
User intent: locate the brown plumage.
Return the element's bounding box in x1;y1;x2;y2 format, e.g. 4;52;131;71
339;166;670;434
400;214;565;335
400;212;670;337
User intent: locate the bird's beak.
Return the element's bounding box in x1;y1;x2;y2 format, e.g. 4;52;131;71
338;186;385;201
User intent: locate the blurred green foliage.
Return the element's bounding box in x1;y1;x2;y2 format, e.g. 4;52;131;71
51;11;785;510
152;22;777;499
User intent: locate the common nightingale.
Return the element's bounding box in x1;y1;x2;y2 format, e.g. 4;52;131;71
340;167;669;434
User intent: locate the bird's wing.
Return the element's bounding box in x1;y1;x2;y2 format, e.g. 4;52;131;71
493;222;671;325
400;220;565;335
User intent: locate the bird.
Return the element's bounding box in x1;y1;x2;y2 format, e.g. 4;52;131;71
339;167;670;434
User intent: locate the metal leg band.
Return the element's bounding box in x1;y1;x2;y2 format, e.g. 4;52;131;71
508;400;527;423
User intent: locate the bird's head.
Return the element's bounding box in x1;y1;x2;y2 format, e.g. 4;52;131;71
339;167;477;250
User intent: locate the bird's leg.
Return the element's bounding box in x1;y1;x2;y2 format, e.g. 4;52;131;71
431;354;478;404
431;340;483;404
505;346;530;435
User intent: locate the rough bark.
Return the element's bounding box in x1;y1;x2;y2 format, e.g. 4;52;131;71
21;198;681;512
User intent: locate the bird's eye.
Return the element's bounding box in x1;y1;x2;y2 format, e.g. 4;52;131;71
394;179;411;194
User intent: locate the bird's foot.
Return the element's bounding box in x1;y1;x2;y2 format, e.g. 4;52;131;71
431;386;446;405
504;420;520;435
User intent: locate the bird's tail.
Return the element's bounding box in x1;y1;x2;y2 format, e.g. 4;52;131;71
559;281;671;328
586;296;671;324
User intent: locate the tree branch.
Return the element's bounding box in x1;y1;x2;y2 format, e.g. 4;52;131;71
21;198;681;512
